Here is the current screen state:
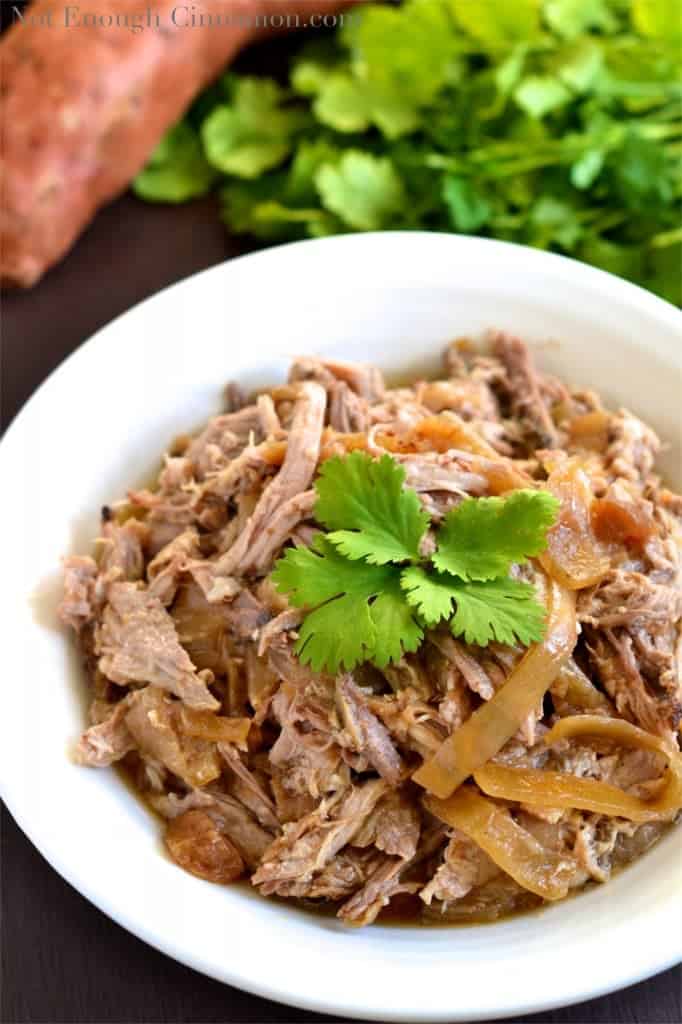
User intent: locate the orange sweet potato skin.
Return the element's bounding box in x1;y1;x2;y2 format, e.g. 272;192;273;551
0;0;351;287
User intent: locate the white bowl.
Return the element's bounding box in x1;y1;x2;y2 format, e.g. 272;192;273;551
1;233;680;1022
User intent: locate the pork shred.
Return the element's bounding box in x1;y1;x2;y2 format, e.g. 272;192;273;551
63;338;681;923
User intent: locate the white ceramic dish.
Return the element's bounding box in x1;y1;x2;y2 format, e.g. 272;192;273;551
1;233;680;1022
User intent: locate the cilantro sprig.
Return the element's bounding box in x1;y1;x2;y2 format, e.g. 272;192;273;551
272;452;559;673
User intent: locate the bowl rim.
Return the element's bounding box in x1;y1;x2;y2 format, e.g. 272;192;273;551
1;231;681;1022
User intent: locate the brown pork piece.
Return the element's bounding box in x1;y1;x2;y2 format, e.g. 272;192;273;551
335;675;405;784
251;779;388;895
0;0;354;287
165;809;245;884
96;581;219;710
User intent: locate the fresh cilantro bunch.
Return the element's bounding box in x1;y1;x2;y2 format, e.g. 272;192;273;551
134;0;682;305
271;452;559;673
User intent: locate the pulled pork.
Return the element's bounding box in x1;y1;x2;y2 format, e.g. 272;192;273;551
61;339;681;925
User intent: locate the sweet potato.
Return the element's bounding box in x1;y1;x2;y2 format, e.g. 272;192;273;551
0;0;352;287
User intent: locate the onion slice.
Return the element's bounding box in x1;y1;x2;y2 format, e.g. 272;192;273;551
179;708;251;749
475;715;682;823
552;659;610;710
413;581;576;798
539;458;611;589
423;786;578;900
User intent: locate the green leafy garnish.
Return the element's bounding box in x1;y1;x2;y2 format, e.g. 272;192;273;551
314;152;406;231
134;0;682;304
433;490;560;580
370;578;425;668
447;577;548;646
201;78;307;179
401;566;548;646
401;566;458;626
273;451;558;673
315;451;429;564
133;123;215;203
271;536;421;672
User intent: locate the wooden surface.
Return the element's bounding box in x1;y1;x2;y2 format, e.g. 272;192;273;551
1;192;681;1024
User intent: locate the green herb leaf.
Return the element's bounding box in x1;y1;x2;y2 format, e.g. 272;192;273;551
570;148;606;190
449;0;541;48
316;451;429;564
133;122;214;203
433;490;559;581
272;533;395;607
401;566;458;626
514;75;572;118
315;151;406;230
555;39;604;93
442;175;492;232
346;0;456;107
295;594;376;673
272;535;421;672
609;131;674;212
631;0;682;42
201;78;305;179
370;578;424;667
544;0;618;40
272;536;398;672
284;140;341;205
449;576;547;646
528;196;584;250
313;73;372;133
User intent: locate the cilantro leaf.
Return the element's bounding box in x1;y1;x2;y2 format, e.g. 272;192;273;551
433;490;559;581
370;578;424;667
272;533;395;607
528;196;584;250
315;152;406;231
555;39;604;94
313;73;372;134
610;131;674;213
285;140;341;206
133;122;214;203
632;0;682;42
514;76;572;118
201;78;305;179
401;566;457;626
272;536;419;672
544;0;618;39
449;0;541;48
295;593;376;673
346;0;455;108
313;73;420;140
442;175;492;232
316;452;429;564
449;577;547;646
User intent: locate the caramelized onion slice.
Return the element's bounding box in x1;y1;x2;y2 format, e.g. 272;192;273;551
179;708;251;749
553;660;610;711
423;786;577;900
413;581;576;799
489;716;679;819
476;716;682;823
539;458;611;589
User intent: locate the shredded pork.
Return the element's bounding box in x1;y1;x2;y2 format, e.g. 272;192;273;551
61;339;681;925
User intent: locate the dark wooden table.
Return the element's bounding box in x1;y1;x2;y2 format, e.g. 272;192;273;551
1;193;680;1024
